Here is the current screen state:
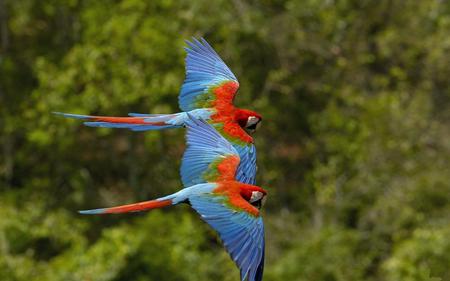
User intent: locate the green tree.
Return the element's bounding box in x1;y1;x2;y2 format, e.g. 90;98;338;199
1;0;449;280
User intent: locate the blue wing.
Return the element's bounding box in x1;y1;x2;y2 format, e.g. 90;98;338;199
235;143;257;185
189;194;265;281
179;38;239;112
181;116;239;187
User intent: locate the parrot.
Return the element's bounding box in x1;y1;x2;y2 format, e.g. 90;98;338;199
79;116;267;281
55;38;262;185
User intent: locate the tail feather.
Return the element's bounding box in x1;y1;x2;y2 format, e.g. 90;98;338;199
83;122;176;131
78;183;214;215
54;112;183;131
53;112;90;119
128;113;166;117
79;198;173;215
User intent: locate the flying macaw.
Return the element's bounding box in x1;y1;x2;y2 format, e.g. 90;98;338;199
55;38;262;185
79;116;267;281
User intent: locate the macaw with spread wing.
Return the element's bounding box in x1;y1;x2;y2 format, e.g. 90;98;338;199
79;116;267;281
55;38;261;185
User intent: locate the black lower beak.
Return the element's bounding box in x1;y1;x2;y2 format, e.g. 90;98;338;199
251;199;262;209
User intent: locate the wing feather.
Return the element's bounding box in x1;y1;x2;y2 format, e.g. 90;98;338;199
189;194;265;281
181;116;240;186
179;38;239;112
235;144;257;185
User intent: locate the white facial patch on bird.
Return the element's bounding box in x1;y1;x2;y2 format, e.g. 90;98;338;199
245;116;261;132
246;116;259;127
250;191;264;203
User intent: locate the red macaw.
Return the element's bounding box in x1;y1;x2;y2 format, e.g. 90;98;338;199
55;38;262;185
79;116;267;281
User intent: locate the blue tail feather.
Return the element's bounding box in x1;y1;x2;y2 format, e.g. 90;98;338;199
83;122;179;130
53;112;90;120
78;208;107;215
128;113;166;117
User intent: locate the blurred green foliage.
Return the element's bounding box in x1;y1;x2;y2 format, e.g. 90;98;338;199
1;0;449;280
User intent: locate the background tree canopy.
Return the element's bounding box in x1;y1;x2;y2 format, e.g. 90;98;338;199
1;0;449;280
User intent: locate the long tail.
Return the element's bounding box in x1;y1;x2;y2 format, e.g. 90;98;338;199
53;112;185;131
79;195;175;215
78;183;213;215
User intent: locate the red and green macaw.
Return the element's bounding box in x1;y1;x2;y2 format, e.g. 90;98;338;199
79;116;267;281
55;38;262;185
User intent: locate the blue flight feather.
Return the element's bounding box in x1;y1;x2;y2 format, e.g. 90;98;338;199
181;115;239;187
235;144;257;185
179;38;239;112
189;194;265;281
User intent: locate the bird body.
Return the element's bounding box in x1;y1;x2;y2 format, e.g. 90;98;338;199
56;108;213;131
78;181;265;217
58;38;267;280
56;38;261;184
79;116;267;281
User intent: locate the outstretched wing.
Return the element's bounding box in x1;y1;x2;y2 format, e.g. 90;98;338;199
179;38;239;112
181;116;240;186
189;193;265;281
235;143;257;185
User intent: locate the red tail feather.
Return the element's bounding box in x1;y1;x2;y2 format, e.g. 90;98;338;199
79;199;173;215
89;116;165;126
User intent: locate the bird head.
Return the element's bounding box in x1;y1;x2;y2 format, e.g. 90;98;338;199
240;185;267;210
235;109;262;134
